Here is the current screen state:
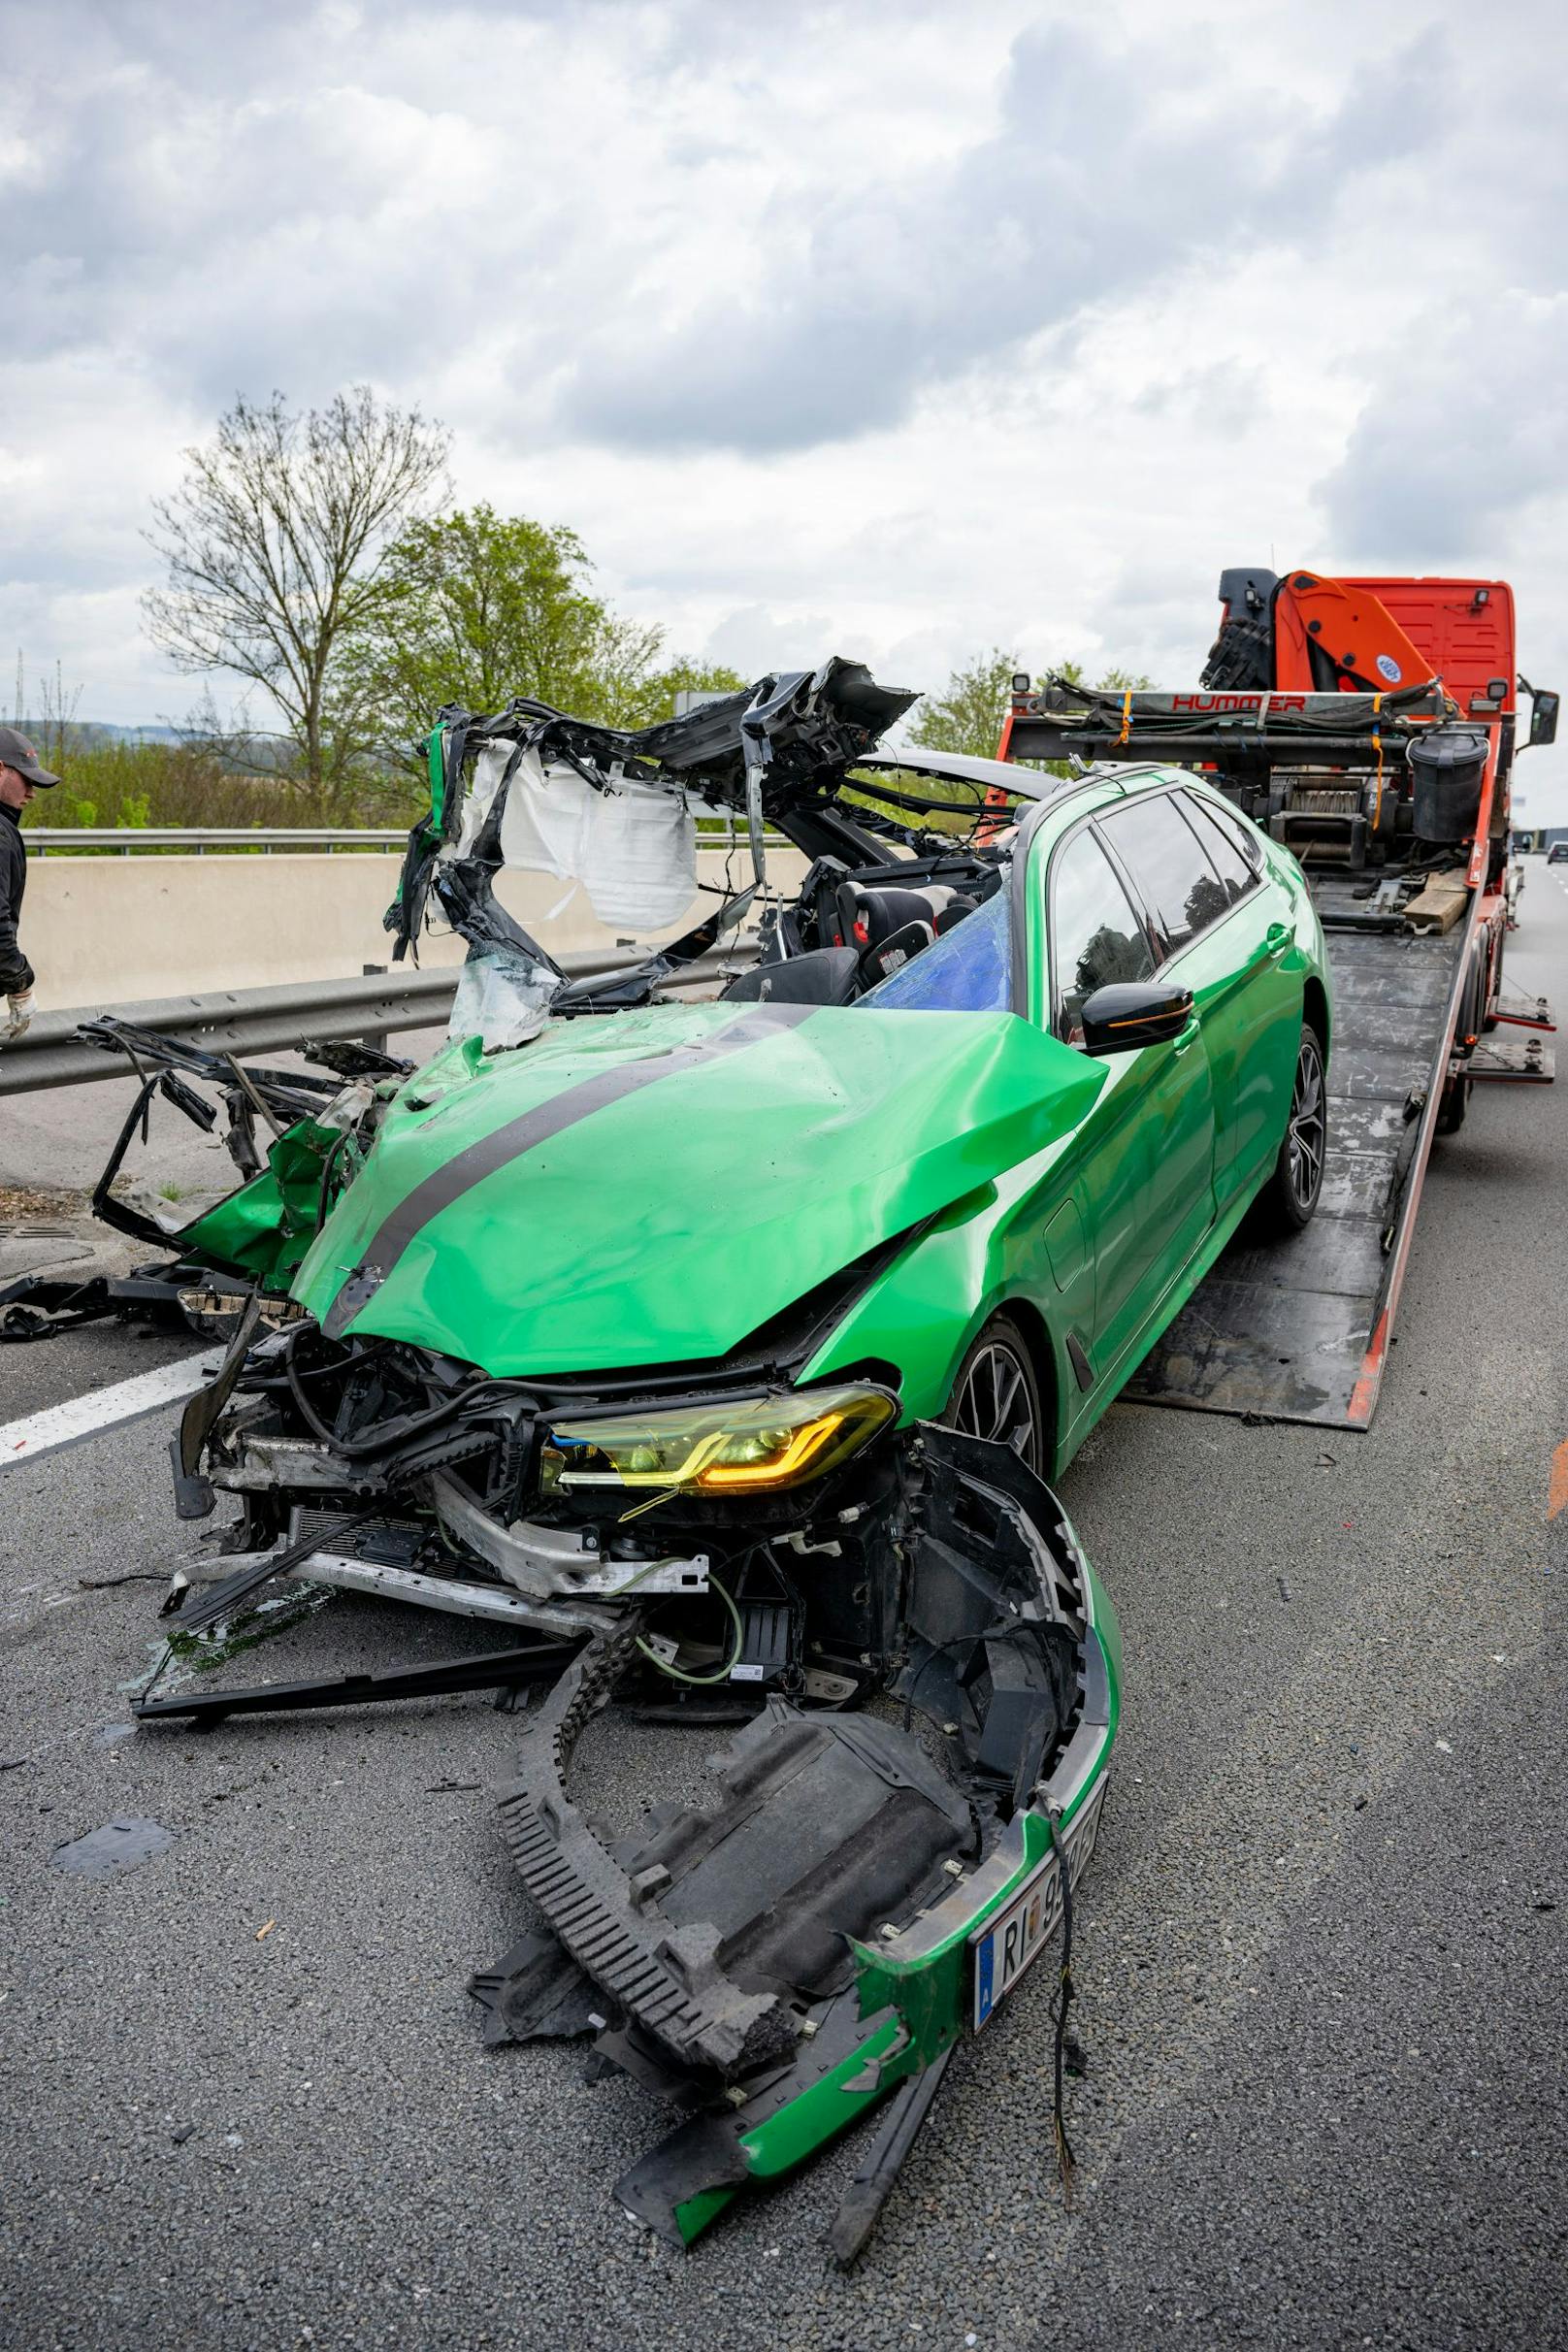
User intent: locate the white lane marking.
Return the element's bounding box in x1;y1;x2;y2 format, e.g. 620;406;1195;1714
0;1353;214;1470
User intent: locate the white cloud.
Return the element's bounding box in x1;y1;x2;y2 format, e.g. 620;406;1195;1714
1316;292;1568;565
2;0;1567;816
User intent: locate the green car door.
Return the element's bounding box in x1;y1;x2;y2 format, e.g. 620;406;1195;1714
1176;784;1305;1198
1096;784;1300;1211
1033;805;1218;1413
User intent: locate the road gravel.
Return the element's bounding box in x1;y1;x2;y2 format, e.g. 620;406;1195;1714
2;876;1564;2350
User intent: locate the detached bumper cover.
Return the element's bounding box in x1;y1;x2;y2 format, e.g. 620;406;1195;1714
472;1425;1119;2244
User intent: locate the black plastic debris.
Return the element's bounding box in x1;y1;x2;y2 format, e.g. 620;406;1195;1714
50;1817;178;1879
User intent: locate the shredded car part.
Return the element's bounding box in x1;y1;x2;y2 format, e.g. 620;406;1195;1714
460;1427;1115;2249
1;657;1060;1346
0;1028;406;1344
385;654;1062;1049
133;1637;578;1730
97;656;1123;2250
137;1358;1117;2246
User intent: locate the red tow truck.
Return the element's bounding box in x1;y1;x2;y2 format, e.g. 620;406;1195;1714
996;567;1558;1430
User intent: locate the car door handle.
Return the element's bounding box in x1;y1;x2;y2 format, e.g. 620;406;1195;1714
1262;920;1290;957
1172;1017;1201;1055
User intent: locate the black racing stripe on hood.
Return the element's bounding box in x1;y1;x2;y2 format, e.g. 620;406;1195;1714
322;1001;818;1342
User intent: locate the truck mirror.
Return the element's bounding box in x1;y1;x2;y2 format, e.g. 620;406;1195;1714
1529;690;1559;748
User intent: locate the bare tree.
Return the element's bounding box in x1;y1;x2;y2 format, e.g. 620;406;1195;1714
8;655;84;764
35;659;83;768
143;388;449;789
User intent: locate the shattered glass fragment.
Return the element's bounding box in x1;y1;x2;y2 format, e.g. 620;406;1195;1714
447;944;560;1051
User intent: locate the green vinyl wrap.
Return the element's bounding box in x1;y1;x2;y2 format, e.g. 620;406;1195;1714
288;1002;1106;1377
172;1120;341;1291
427;725;446;831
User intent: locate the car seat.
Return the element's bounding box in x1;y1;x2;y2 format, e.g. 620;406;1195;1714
720;947;864;1005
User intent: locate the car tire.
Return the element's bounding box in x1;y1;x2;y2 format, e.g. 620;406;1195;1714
942;1314;1046;1474
1256;1022;1327;1235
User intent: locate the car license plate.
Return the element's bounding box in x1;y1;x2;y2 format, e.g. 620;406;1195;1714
969;1777;1107;2031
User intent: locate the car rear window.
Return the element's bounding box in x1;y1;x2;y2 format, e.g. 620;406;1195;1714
1189;789;1265;876
1098;792;1230;957
857;884;1011;1014
1176;791;1258;904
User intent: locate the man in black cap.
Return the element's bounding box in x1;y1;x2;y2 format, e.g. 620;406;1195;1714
0;726;61;1039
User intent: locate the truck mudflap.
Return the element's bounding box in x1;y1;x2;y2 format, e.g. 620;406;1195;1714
470;1425;1118;2251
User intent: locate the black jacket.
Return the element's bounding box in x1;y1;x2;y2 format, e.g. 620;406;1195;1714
0;804;34;995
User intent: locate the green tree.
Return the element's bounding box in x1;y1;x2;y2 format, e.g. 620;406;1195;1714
347;505;742;750
908;648;1153;787
907;648;1019;761
615;656;748;729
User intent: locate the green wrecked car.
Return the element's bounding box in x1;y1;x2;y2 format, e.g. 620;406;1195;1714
116;660;1328;2249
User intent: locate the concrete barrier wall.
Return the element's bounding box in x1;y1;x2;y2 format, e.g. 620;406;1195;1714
23;849;807;1015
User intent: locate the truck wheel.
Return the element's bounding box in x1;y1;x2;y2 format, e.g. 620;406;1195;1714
1256;1025;1327;1235
1437;1073;1470;1134
943;1314;1045;1474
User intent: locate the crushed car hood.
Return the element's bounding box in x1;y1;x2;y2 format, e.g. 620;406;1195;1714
290;1000;1104;1374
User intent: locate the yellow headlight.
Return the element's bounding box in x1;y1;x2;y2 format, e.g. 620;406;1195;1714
546;1385;896;1496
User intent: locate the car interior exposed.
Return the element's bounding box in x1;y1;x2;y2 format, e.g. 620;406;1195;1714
384;658;1052;1038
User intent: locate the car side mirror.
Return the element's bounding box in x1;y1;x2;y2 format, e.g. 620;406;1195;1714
1079;981;1193;1054
1528;689;1559;748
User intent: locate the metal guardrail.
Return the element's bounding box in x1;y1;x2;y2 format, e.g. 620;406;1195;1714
24;828;409;855
22;826;792;856
0;945;758;1095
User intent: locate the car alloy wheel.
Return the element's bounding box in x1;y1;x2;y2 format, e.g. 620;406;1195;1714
945;1320;1042;1471
1287;1029;1326;1215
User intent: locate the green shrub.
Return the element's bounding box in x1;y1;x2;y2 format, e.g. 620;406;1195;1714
20;736;425;837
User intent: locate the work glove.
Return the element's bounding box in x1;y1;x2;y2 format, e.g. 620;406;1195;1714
4;990;33;1039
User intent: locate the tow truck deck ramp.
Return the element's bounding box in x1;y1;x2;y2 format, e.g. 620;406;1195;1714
1002;627;1554;1431
1131;883;1463;1425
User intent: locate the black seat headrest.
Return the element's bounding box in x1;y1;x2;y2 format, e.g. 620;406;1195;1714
933;895;978;935
840;883;948;949
720;947;863;1006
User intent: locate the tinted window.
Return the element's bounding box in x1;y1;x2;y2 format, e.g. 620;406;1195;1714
857;883;1010;1014
1192;790;1265;876
1050;829;1155;1041
1098;792;1228;956
1176;791;1257;905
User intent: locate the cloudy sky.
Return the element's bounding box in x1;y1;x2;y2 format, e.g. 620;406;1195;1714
5;0;1567;814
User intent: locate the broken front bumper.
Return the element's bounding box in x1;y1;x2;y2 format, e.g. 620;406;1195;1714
155;1333;1119;2250
471;1427;1119;2246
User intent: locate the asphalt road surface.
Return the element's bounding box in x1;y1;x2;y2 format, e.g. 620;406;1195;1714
2;877;1564;2351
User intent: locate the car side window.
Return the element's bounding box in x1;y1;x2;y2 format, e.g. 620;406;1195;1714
1176;791;1258;905
1097;792;1229;959
1191;789;1266;877
1049;827;1156;1042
